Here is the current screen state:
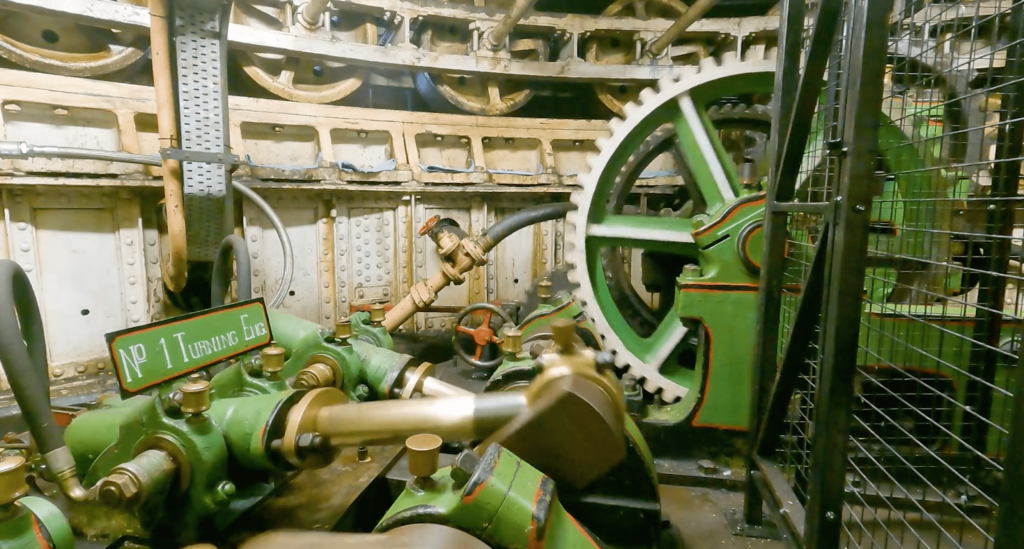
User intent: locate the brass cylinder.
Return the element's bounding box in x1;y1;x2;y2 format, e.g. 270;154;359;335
370;304;386;326
314;392;527;447
334;319;352;344
551;318;576;353
501;328;523;355
180;376;211;414
537;278;553;301
0;456;28;505
261;345;286;378
406;434;442;479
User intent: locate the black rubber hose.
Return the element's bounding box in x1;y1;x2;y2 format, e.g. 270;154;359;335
482;203;576;249
0;260;62;454
211;235;253;307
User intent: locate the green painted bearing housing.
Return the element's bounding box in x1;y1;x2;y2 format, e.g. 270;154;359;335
377;444;606;549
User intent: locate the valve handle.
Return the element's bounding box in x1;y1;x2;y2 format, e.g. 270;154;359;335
453;302;515;370
418;215;441;236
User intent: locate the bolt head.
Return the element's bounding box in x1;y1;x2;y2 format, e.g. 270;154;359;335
98;472;139;506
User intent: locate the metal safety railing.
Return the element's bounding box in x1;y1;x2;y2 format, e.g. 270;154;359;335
744;0;1024;548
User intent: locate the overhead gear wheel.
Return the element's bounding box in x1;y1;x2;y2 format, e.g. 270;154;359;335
586;0;709;117
232;1;376;103
567;51;776;403
414;21;548;116
0;0;149;77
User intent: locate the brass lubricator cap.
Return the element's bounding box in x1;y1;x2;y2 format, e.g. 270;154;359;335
551;318;576;353
501;327;523;355
334;319;352;344
370;304;386;326
180;374;211;415
0;455;28;505
261;345;286;378
405;434;442;479
537;278;553;301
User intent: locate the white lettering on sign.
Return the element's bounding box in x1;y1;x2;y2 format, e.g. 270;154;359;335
241;314;268;341
118;343;147;383
173;332;190;363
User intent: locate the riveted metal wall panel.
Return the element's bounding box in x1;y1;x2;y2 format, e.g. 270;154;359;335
243;192;323;324
334;195;406;318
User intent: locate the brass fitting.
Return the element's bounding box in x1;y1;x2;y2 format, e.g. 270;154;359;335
98;471;139;507
0;455;28;505
434;230;460;257
551;318;577;354
501;327;523;355
370;304;386;327
180;374;211;415
406;434;442;481
260;345;286;380
334;319;352;345
537;278;553;301
96;449;177;509
294;362;336;390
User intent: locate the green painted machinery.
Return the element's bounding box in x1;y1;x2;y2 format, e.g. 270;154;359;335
565;50;1017;459
0;456;73;549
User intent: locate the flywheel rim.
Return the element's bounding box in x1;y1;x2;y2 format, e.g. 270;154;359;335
567;51;777;404
0;7;148;77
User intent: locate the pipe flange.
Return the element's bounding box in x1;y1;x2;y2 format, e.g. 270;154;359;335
281;388;348;469
400;362;436;400
409;281;438;309
462;239;488;266
439;261;466;285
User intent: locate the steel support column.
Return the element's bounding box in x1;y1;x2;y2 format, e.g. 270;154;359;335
802;0;891;546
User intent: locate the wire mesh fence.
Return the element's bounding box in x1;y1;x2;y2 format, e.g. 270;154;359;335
842;0;1023;547
759;0;1024;547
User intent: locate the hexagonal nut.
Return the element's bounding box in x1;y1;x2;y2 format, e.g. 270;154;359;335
450;450;480;487
98;472;139;506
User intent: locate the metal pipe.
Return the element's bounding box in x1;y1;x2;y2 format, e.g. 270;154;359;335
233;183;293;309
383;203;574;331
482;0;540;51
299;0;331;27
211;234;253;306
419;376;473;397
646;0;721;57
0;142;294;309
315;392;527;447
149;0;188;293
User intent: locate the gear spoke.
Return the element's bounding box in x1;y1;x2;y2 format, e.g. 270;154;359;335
671;92;739;212
586;215;698;254
569;54;777;404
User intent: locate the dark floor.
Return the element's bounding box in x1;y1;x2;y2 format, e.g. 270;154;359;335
660;486;786;549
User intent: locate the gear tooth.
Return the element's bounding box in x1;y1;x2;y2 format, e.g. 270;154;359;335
564;210;579;227
765;47;778;61
721;51;739;65
638;87;658;105
566;269;581;285
641;377;663;394
655;75;676;94
699;56;719;71
622;101;640;117
742;44;766;62
608;116;624;133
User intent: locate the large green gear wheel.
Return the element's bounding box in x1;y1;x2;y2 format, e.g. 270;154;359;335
567;51;776;403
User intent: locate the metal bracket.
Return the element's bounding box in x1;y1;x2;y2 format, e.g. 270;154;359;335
725;507;782;541
159;148;239;167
